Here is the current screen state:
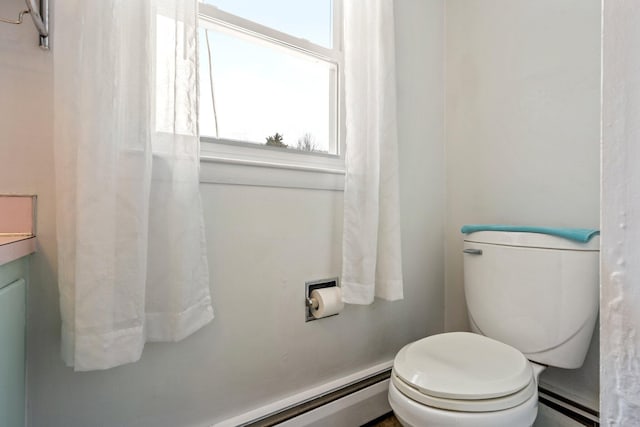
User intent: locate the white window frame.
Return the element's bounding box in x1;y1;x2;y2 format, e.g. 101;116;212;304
198;2;346;190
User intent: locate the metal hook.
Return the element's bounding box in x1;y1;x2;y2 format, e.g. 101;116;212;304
0;9;29;25
0;0;49;50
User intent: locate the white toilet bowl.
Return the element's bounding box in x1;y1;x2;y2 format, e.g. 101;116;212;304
389;378;538;427
388;332;546;427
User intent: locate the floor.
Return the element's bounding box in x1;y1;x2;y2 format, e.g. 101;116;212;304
365;413;402;427
366;405;593;427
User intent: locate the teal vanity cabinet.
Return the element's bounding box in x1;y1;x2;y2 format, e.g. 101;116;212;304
0;257;27;427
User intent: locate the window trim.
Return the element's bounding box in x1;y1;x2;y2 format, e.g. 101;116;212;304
199;3;341;63
200;135;345;191
197;1;345;190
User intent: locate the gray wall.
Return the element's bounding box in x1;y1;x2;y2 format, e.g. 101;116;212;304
0;0;445;425
444;0;601;409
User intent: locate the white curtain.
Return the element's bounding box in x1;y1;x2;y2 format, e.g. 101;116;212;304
341;0;403;305
54;0;214;371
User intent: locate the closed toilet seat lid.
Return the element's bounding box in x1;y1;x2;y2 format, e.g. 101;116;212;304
393;332;533;401
391;370;537;412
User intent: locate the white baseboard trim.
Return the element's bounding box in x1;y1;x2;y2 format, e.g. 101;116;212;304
211;360;393;427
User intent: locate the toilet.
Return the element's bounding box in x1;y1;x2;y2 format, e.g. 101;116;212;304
388;230;599;427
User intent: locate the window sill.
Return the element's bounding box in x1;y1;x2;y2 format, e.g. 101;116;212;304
199;141;345;191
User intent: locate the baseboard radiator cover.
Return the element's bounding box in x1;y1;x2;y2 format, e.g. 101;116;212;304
538;387;600;427
211;365;599;427
211;361;393;427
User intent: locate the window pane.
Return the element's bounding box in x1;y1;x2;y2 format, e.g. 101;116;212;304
200;0;333;48
199;27;337;154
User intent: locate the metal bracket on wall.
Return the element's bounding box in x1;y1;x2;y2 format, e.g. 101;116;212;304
0;0;49;50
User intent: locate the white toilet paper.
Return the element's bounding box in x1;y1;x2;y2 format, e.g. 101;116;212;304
310;287;344;319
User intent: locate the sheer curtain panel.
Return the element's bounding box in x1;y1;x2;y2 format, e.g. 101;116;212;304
341;0;404;305
54;0;214;371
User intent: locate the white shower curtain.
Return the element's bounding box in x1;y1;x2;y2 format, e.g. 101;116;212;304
341;0;403;305
54;0;214;371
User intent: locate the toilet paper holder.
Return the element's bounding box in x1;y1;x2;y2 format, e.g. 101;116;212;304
305;277;340;322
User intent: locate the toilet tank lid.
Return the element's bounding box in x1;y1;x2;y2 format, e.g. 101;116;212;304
464;231;599;251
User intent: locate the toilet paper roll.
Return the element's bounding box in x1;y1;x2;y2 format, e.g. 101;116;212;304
310;287;344;319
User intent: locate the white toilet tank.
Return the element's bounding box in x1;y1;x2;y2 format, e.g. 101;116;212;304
463;231;599;369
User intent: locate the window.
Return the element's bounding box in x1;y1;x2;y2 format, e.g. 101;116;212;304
198;0;344;167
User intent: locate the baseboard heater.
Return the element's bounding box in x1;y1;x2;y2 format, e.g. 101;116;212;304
239;369;392;427
215;367;599;427
538;387;600;427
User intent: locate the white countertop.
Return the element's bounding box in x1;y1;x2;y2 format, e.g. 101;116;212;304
0;235;36;266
